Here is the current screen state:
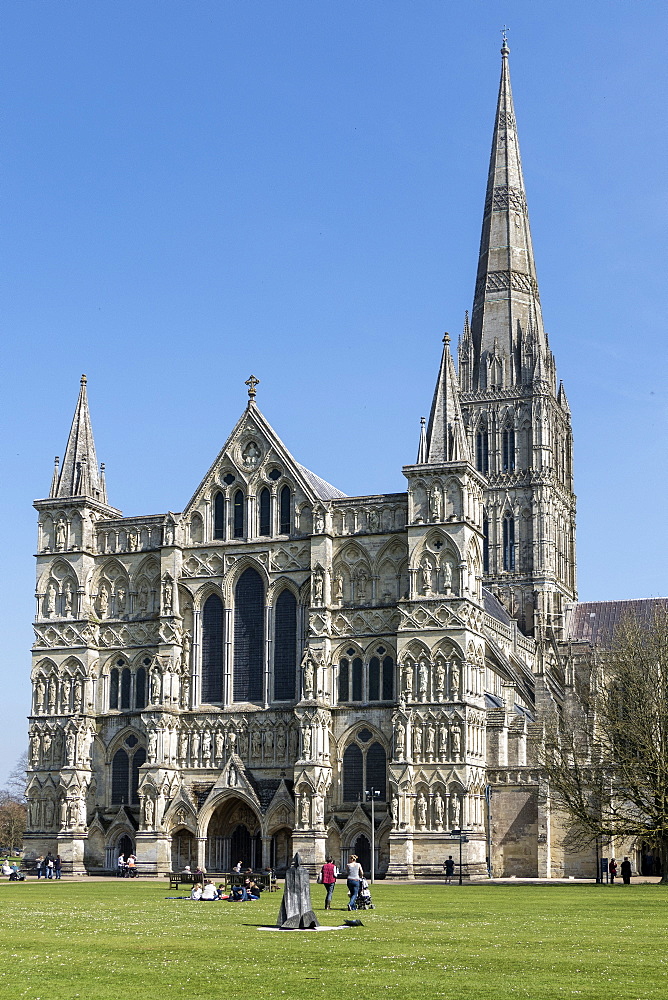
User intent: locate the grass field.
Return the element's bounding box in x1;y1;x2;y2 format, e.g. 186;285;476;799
1;880;666;1000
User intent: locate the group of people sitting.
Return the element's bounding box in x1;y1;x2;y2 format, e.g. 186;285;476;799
1;859;24;881
189;876;264;901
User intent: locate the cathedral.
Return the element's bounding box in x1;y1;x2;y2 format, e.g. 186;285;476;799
23;42;626;878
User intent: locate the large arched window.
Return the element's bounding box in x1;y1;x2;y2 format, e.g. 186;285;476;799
214;492;225;540
339;648;393;703
369;655;394;702
502;427;516;473
476;428;489;474
120;667;131;711
111;749;129;804
273;589;297;701
234;568;264;702
202;594;224;703
135;666;146;710
233;490;245;539
109;668;119;710
503;513;515;571
279;486;291;535
342;729;387;802
259;488;271;537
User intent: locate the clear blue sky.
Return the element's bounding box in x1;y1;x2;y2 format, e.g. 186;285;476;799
1;1;666;782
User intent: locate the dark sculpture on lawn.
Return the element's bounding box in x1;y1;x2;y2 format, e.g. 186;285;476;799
276;852;319;929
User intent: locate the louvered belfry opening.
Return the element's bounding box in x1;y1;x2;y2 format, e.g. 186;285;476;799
273;588;297;700
234;568;264;702
202;594;224;703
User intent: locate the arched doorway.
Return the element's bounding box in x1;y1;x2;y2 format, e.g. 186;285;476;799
171;828;195;871
270;827;293;873
205;797;261;871
352;834;371;875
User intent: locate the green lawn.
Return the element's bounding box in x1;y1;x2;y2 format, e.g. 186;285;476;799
1;880;665;999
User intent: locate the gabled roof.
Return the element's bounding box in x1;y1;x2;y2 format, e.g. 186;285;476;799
567;598;668;648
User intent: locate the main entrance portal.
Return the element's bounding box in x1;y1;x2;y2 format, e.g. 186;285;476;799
205;798;261;871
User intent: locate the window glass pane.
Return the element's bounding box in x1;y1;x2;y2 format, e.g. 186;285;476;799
342;743;363;802
352;657;363;702
214;492;225;539
338;659;349;702
382;657;394;700
273;589;297;700
135;667;146;710
111;749;129;804
202;594;224;703
366;742;387;800
369;657;380;701
279;486;291;535
259;488;271;537
483;517;490;573
130;747;146;804
233;490;244;538
234;568;264;702
120;668;131;710
110;668;119;710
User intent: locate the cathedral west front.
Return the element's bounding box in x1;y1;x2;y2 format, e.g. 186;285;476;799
24;43;626;878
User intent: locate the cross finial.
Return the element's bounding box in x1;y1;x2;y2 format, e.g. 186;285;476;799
501;25;510;54
245;374;260;400
443;332;450;347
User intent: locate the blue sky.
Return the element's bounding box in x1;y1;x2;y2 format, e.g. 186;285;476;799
1;0;666;782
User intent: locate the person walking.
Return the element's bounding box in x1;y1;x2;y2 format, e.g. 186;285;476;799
54;855;62;880
320;855;337;910
608;858;618;884
35;856;45;880
345;854;363;911
444;856;455;884
621;857;632;885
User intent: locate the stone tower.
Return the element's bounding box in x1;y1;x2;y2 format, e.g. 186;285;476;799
458;40;576;638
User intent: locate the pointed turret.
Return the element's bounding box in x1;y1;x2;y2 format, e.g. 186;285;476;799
416;416;427;464
54;375;106;502
470;40;547;390
424;334;471;464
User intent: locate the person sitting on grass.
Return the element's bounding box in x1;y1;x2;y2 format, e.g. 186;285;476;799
201;880;217;900
216;883;228;900
190;883;203;900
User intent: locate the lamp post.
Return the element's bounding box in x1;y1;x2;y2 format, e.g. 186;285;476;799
450;828;471;885
365;787;381;883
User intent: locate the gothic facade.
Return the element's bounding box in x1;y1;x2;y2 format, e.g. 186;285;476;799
24;44;605;877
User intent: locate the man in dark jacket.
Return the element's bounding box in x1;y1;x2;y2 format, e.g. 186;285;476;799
620;857;632;885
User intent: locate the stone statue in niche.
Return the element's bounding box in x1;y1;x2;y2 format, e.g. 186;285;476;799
420;558;434;596
312;568;323;606
368;509;379;532
302;727;312;759
302;651;315;700
450;794;461;829
433;790;444;830
65;731;76;766
178;731;188;763
395;721;406;758
439;722;449;759
80;727;94;764
276;728;286;762
138;583;149;614
190;730;201;765
35;678;45;714
334;572;343;603
128;529;138;552
147;730;158;764
42;731;52;763
162;577;173;614
228;728;237;756
356;571;368;603
265;728;274;759
77;792;87;827
435;661;445;698
181;632;191;670
56;520;66;551
29;731;40;765
180;672;190;710
73;678;83;713
116;587;126;614
164;521;175;546
390;794;399;825
98;585;109;617
299;795;310;827
442;558;453;594
416;792;427;829
242;441;261;468
214;729;224;761
412;725;423;760
202;730;212;764
143;797;155;828
430;490;442;522
402;662;413;701
63;581;74;616
46;583;57;617
450;661;460;699
44;799;55;829
251;730;262;761
150;670;161;705
418;660;428;702
452;723;462;757
60;676;71;714
314;509;325;534
425;722;435;757
228;764;237;787
47;679;57;715
314;796;324;826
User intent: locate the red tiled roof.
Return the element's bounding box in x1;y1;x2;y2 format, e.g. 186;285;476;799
567;598;668;647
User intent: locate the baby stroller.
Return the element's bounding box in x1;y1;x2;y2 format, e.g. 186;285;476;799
355;878;375;910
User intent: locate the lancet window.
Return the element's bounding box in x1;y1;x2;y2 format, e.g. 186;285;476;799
273;589;297;701
234;568;264;702
338;648;394;704
342;728;387;801
202;594;224;703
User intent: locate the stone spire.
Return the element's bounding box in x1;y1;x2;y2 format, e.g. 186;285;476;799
424;334;471;464
54;375;106;502
470;40;547;390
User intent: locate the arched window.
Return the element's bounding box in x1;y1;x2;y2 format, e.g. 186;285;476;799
342;732;387;802
259;488;271;537
202;594;224;703
382;656;394;700
502;427;515;473
234;568;264;702
343;743;363;802
214;492;225;540
352;657;363;701
109;668;119;710
135;667;146;710
130;747;146;804
483;515;490;574
111;749;129;804
279;486;291;535
233;490;245;539
273;589;297;701
369;657;381;701
476;429;489;474
338;658;349;702
120;668;131;711
503;514;515;571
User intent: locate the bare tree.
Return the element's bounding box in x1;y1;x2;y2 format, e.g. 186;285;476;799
541;609;668;883
0;793;26;853
4;750;28;802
